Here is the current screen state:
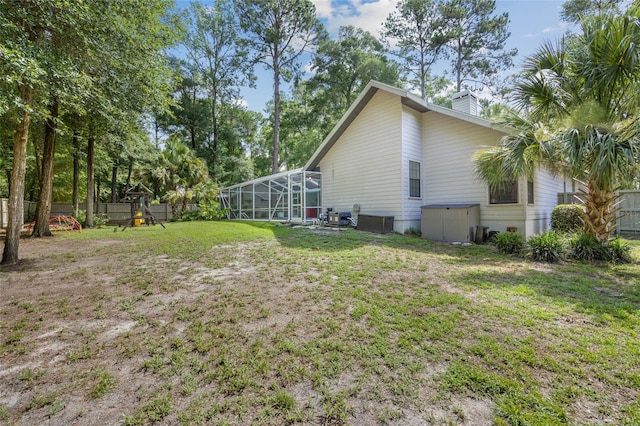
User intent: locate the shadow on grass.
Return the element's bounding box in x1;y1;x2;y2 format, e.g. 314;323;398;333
247;222;640;321
244;221;406;251
244;220;500;258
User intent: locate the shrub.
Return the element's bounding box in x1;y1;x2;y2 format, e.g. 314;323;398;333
569;233;632;263
178;209;202;222
526;231;566;262
77;210;107;228
176;201;229;222
493;232;525;255
608;237;633;264
570;232;608;261
551;204;584;233
198;200;229;221
404;227;421;237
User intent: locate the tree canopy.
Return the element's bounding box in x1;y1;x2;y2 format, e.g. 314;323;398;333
475;4;640;243
441;0;517;92
235;0;325;174
0;0;528;264
382;0;449;99
0;0;178;264
182;0;253;179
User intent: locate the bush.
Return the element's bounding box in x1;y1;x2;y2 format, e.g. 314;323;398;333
493;232;525;255
569;233;632;263
198;200;229;221
176;201;229;222
404;227;421;237
608;237;633;264
526;231;566;262
77;210;107;228
178;209;202;222
570;232;608;261
551;204;584;233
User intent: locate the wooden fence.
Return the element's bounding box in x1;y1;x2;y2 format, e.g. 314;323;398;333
4;194;640;233
618;190;640;234
558;190;640;234
0;199;197;228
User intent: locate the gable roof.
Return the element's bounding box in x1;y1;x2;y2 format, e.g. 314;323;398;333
304;80;508;171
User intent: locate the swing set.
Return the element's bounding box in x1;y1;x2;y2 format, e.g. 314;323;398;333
119;184;165;231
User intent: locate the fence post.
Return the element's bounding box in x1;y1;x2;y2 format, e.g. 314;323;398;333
0;198;6;228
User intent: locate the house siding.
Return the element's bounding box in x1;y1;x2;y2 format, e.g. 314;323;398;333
318;90;403;222
223;81;567;238
421;111;526;236
400;106;424;232
526;168;567;235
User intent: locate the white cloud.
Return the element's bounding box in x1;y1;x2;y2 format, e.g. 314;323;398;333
311;0;397;37
542;26;555;33
232;98;248;109
312;0;333;19
303;61;316;75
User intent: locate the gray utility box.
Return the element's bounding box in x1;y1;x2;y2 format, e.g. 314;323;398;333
421;204;480;242
356;214;394;234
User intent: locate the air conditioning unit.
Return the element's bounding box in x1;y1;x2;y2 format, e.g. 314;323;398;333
356;214;394;234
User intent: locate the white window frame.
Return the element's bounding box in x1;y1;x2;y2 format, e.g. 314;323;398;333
409;160;421;198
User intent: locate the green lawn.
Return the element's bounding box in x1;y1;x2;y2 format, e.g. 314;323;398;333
1;221;639;425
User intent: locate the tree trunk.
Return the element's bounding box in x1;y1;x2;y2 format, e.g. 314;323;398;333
456;38;463;92
211;90;218;180
32;99;59;238
581;179;618;243
190;127;196;150
154;116;160;149
2;86;33;265
27;164;38;202
272;61;281;175
96;178;100;217
420;42;426;100
182;195;189;217
32;128;42;202
125;156;133;195
85;136;95;228
72;131;80;217
111;160;118;203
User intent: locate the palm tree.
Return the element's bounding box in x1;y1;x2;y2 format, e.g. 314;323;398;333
475;5;640;243
146;139;211;216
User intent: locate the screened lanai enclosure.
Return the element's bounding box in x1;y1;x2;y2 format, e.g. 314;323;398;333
219;169;322;223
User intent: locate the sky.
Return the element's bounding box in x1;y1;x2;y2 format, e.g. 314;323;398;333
175;0;573;112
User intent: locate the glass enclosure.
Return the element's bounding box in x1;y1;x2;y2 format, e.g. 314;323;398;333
219;169;322;223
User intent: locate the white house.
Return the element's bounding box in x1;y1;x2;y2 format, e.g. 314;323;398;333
220;81;569;240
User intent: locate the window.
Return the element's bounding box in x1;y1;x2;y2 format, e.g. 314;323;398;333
409;161;421;198
527;180;534;204
490;181;518;204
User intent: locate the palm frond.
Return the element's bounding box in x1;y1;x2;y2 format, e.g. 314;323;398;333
473;145;513;191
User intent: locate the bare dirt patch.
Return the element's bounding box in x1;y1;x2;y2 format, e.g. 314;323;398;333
0;233;473;425
2;229;638;425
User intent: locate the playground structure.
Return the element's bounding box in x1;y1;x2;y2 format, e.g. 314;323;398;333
24;214;83;234
119;184;165;231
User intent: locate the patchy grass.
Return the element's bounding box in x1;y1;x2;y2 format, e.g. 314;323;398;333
0;221;639;425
